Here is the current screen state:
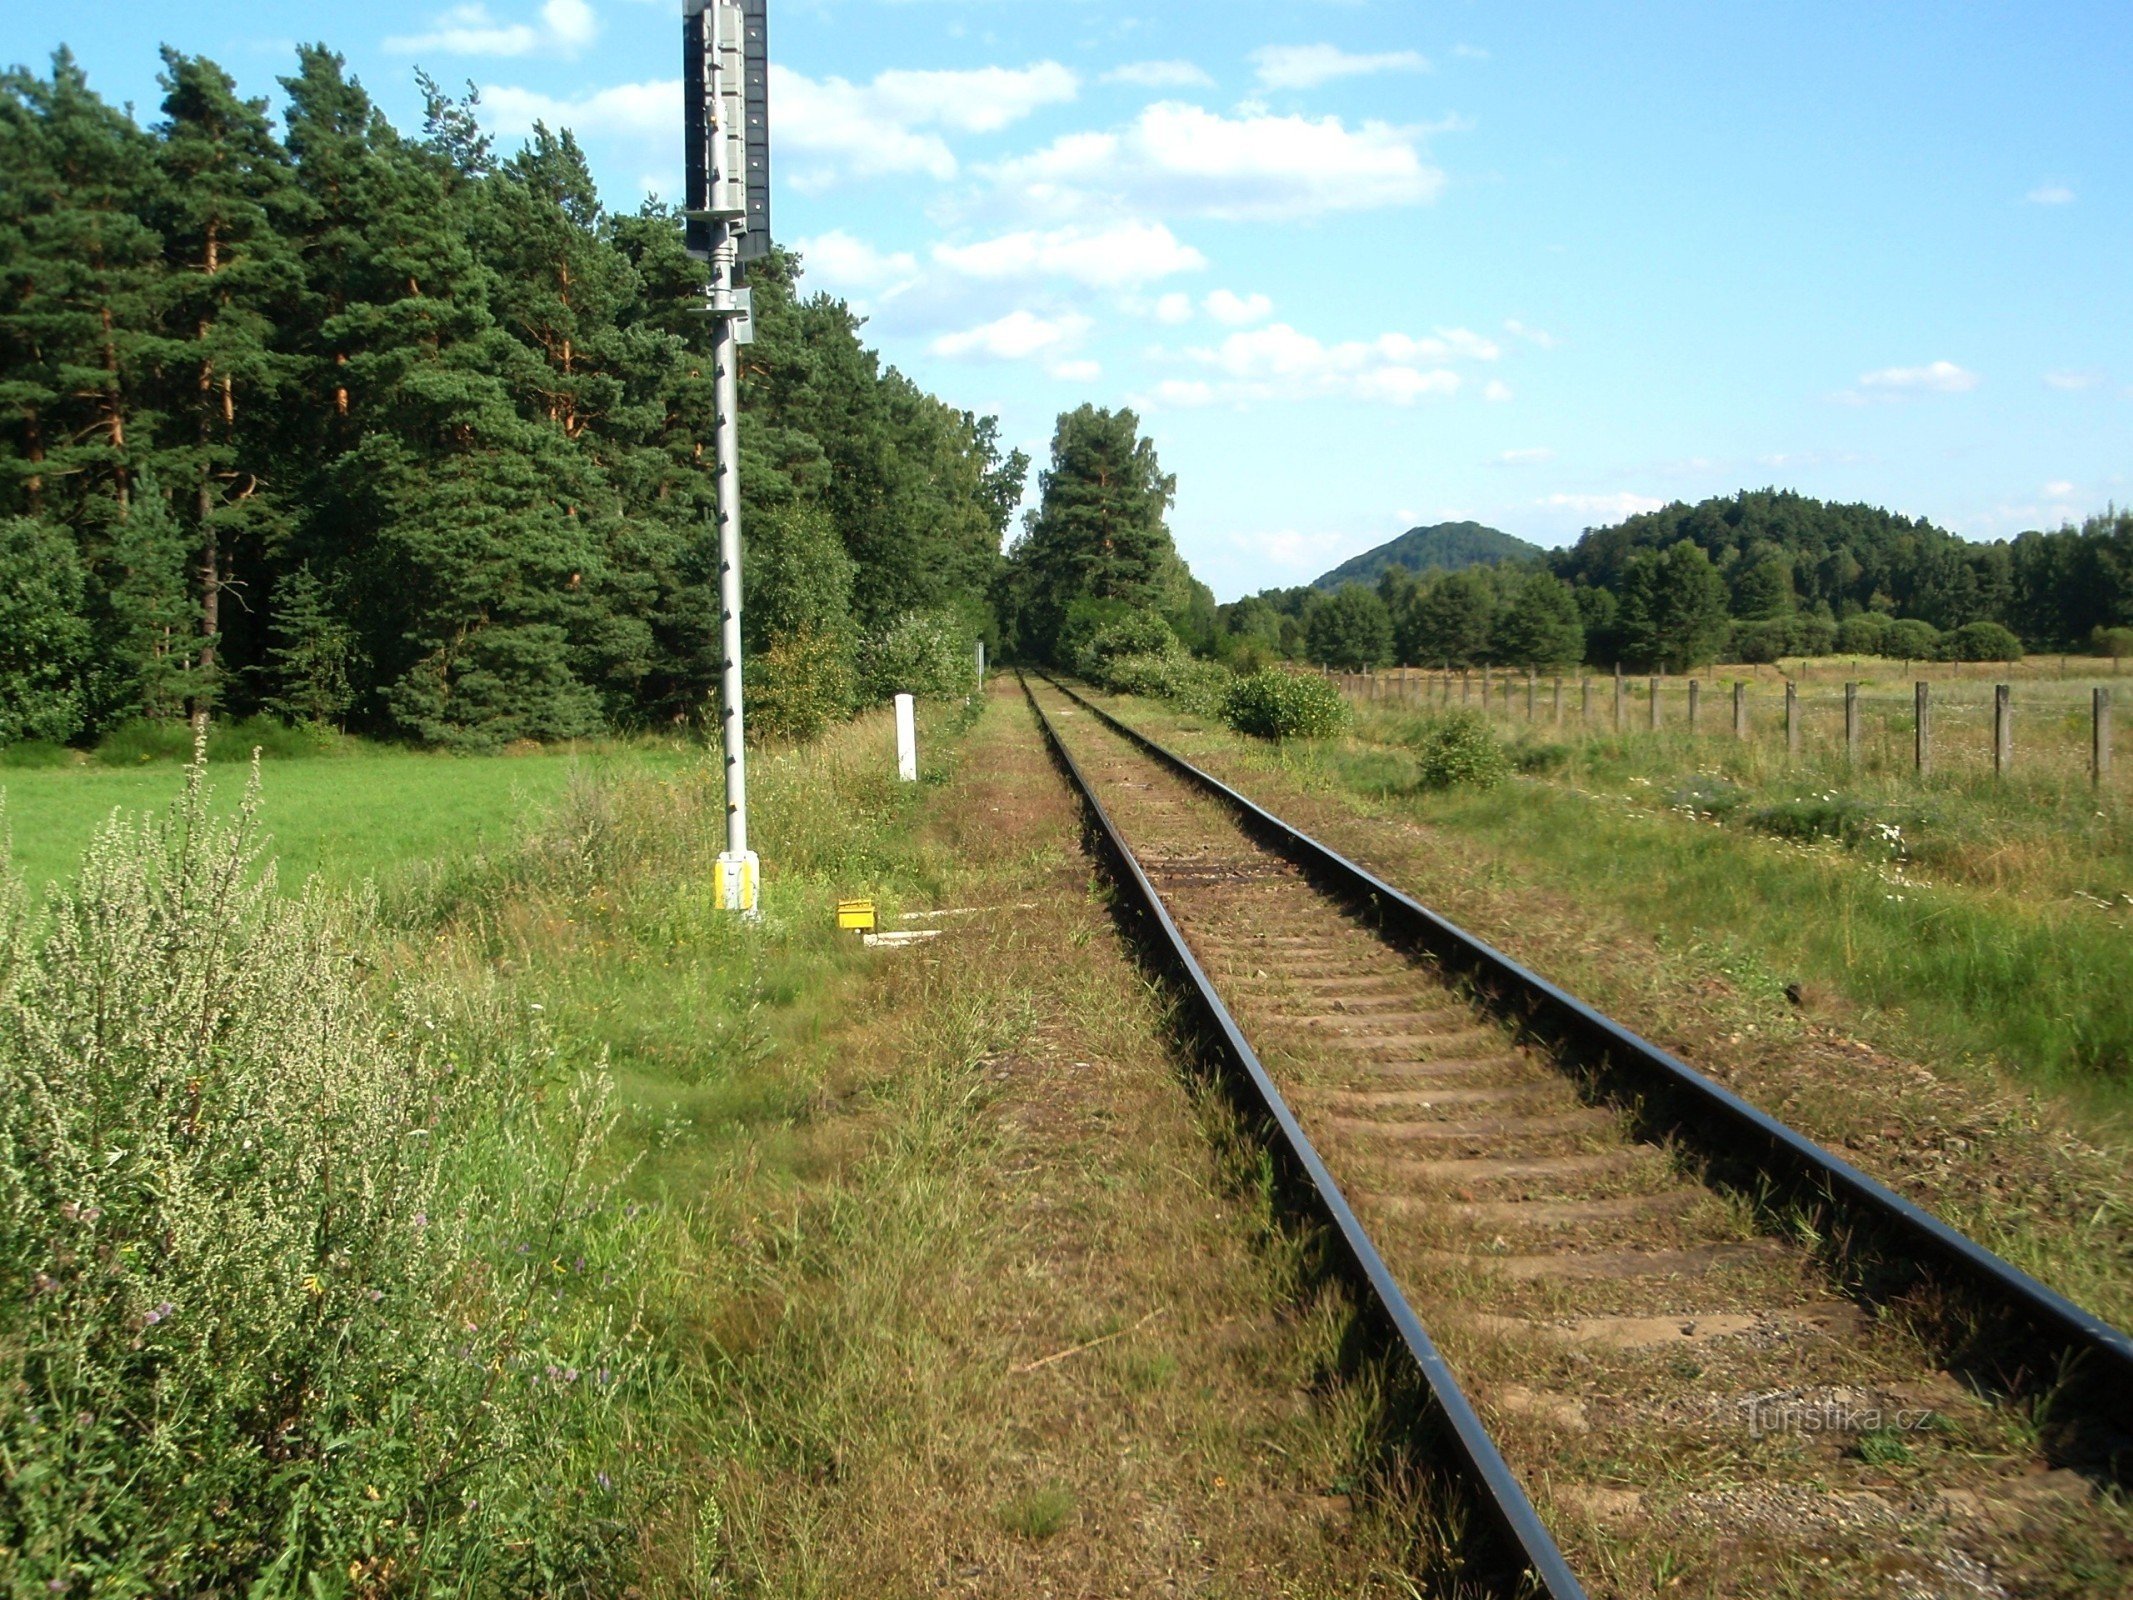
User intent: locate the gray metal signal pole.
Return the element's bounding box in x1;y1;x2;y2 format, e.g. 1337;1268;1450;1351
684;0;770;912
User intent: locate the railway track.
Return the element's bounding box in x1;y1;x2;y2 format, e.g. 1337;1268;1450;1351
1021;674;2133;1600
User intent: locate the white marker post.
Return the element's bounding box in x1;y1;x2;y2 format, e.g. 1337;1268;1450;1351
895;693;919;781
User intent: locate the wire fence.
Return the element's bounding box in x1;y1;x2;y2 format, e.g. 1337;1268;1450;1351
1334;661;2123;795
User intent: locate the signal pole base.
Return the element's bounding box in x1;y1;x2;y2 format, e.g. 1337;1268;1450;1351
715;849;761;915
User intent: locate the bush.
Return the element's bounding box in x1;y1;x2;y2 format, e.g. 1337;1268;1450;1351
1881;618;1942;661
1074;611;1180;681
1411;709;1510;790
1221;669;1350;741
750;628;856;742
0;756;655;1592
94;716;350;765
2093;625;2133;661
1096;651;1231;715
1945;620;2024;663
860;608;975;702
1836;612;1892;655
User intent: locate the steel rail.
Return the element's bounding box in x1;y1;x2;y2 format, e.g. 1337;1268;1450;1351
1043;675;2133;1413
1019;673;1590;1600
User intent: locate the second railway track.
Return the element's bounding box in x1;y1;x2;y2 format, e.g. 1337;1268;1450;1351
1022;673;2133;1600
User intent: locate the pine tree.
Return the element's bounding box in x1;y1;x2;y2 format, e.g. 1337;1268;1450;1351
261;563;358;726
0;516;91;741
147;50;303;714
1006;405;1179;659
1619;539;1731;670
91;476;202;724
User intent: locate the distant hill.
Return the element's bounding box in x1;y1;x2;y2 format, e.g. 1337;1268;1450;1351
1312;521;1543;590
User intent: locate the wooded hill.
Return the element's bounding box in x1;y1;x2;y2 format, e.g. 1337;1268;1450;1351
1310;520;1541;590
0;46;1023;749
1224;489;2133;673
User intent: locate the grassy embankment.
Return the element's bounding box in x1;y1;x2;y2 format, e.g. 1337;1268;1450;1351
1080;682;2133;1331
3;690;1424;1595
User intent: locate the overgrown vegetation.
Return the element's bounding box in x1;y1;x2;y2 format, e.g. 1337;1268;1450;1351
1220;670;1350;741
0;753;655;1593
1408;708;1509;790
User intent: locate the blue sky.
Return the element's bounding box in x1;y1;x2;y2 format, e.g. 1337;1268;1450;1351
9;0;2129;598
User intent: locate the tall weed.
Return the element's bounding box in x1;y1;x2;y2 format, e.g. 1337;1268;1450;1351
0;752;658;1595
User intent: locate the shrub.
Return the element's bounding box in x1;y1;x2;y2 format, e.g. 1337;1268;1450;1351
750;628;856;742
0;755;656;1591
1836;612;1892;655
2093;625;2133;661
1881;618;1942;661
1945;620;2024;663
860;608;975;702
94;716;350;765
1221;669;1350;741
1096;651;1230;715
1074;611;1180;681
1411;709;1510;790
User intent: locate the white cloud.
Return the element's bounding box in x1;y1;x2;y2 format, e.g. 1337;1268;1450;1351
1251;43;1430;91
1152;320;1500;406
932;220;1205;287
1855;359;1980;396
931;309;1092;362
1483;378;1513;402
1504;318;1558;349
989;101;1444;221
1497;447;1554;464
1050;358;1103;383
792;230;919;294
480;79;671;138
2044;480;2077;499
1542;492;1665;519
767;61;1078;186
1154;292;1194;325
1103;59;1214;89
1203;288;1273;326
1453;44;1491;62
2044;370;2102;391
387;0;596;58
2026;184;2075;205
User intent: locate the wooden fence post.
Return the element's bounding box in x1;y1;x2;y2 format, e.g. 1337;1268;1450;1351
1845;682;1860;765
1462;668;1471;704
1581;676;1590;723
1613;667;1625;731
1554;675;1564;727
1915;681;1931;775
1526;672;1537;720
1481;664;1492;714
2096;687;2113;787
1649;676;1662;730
1688;678;1701;731
1785;680;1799;758
1994;683;2012;778
1733;680;1747;740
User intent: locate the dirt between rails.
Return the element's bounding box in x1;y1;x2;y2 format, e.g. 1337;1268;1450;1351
1029;682;2133;1600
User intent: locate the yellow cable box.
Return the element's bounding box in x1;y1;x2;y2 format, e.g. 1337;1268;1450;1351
835;898;877;932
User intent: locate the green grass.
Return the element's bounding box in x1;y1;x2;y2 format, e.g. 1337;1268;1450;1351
1;742;692;897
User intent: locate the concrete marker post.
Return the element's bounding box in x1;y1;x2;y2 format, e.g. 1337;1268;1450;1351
1994;683;2012;778
1915;681;1931;775
1785;680;1799;759
1648;676;1661;730
1733;680;1747;741
1613;666;1624;732
895;692;918;781
1688;678;1701;732
2096;687;2113;788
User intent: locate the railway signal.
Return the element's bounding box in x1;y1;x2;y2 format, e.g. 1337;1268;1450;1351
683;0;770;913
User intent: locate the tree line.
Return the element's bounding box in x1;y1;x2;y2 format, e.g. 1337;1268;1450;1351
0;46;1023;749
1221;490;2133;674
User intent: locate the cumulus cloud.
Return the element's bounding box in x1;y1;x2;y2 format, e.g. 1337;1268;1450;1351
2044;480;2077;499
792;230;919;295
387;0;596;57
1541;492;1665;519
2026;184;2075;205
988;101;1444;221
1150;320;1503;407
1251;43;1430;90
1850;360;1980;398
931;309;1093;362
1103;59;1214;89
1483;378;1513;402
1504;318;1558;349
932;220;1205;288
479;78;671;138
1203;289;1273;326
1153;292;1194;325
768;61;1077;186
